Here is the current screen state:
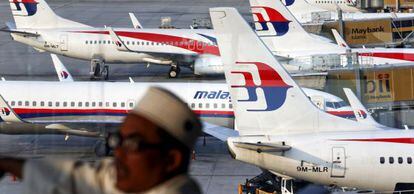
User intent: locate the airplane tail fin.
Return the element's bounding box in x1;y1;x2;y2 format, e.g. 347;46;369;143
332;29;350;49
248;0;340;52
210;7;375;135
343;88;382;126
51;54;74;82
9;0;90;29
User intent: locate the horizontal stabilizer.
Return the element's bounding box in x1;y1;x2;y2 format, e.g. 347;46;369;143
45;124;101;137
0;28;40;37
233;141;291;153
203;122;239;141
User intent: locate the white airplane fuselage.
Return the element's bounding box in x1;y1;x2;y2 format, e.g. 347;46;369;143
228;129;414;192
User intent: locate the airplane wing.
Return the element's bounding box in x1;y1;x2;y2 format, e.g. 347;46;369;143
343;88;382;126
51;54;74;82
332;29;350;49
203;122;239;141
233;141;291;153
129;13;143;29
0;94;102;137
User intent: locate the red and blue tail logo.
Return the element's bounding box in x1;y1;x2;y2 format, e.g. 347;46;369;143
251;6;291;36
1;108;10;116
10;0;39;16
231;62;292;111
282;0;295;6
60;71;69;79
357;110;367;119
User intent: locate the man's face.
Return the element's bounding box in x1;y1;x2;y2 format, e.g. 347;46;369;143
115;114;167;192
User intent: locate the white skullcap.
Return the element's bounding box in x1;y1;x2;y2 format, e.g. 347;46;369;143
131;87;202;148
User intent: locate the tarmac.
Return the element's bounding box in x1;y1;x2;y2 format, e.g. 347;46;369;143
0;1;261;193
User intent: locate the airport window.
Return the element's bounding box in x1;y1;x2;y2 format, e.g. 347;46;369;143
380;157;385;164
40;101;45;106
85;102;89;107
389;157;394;164
55;102;59;107
78;102;82;107
408;157;412;164
199;103;202;108
92;102;96;107
99;102;103;107
398;157;403;164
63;102;67;107
18;101;22;106
11;101;15;106
32;101;36;107
71;102;75;107
191;103;195;108
48;102;52;107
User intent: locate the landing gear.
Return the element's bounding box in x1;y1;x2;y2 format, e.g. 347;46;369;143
90;58;109;80
168;64;181;78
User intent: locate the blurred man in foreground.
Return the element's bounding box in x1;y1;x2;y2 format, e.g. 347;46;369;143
0;87;203;194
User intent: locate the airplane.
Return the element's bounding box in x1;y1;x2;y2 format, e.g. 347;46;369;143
305;0;361;12
5;0;222;79
284;0;414;23
210;7;414;193
250;0;414;70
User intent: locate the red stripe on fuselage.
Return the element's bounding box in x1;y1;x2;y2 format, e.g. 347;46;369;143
359;52;414;61
334;138;414;144
71;30;220;56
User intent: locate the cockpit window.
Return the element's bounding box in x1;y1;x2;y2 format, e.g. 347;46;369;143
326;102;335;108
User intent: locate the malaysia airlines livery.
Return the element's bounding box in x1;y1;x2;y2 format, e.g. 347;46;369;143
250;0;414;69
210;7;414;193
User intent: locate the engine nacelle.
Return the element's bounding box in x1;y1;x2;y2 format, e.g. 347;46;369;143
193;55;224;75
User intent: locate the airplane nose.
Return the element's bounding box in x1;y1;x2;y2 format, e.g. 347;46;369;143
227;140;236;159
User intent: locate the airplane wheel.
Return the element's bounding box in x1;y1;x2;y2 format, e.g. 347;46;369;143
169;66;179;78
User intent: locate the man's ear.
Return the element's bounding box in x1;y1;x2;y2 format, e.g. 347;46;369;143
166;149;183;173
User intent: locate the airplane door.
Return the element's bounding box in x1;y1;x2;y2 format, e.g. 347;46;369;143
331;147;346;178
60;34;68;51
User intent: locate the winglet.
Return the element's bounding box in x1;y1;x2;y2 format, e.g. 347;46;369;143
0;94;25;123
332;29;349;49
51;54;74;82
129;13;143;29
343;88;381;126
107;27;130;52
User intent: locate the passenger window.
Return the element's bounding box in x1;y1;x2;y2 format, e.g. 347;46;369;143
94;40;97;44
92;102;96;107
199;103;202;108
89;41;92;44
18;101;22;106
389;157;394;164
380;157;385;164
113;102;117;107
398;157;403;164
85;41;88;44
48;101;52;107
11;101;15;106
85;102;89;107
206;103;210;108
32;101;36;106
55;102;60;107
229;104;233;109
191;103;195;108
41;101;45;106
214;103;217;108
71;102;75;107
99;102;103;107
106;102;110;107
63;102;67;107
78;102;82;107
222;104;225;108
103;40;106;44
408;157;412;164
121;102;125;107
126;41;129;45
129;102;134;108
